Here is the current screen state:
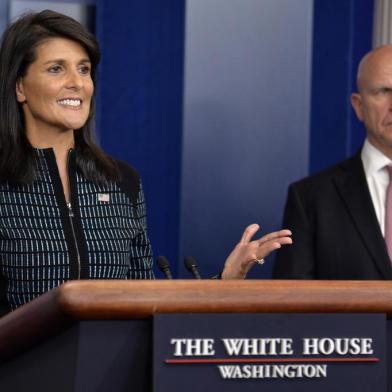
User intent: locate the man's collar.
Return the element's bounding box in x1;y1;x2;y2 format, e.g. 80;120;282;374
361;139;392;176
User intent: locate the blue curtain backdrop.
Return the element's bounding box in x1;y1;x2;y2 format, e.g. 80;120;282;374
310;0;373;173
95;0;185;275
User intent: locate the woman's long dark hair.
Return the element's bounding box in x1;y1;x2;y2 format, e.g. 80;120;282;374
0;10;119;183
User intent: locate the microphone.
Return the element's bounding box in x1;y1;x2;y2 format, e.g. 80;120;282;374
184;256;202;279
156;256;173;279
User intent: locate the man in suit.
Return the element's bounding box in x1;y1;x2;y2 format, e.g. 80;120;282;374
273;45;392;280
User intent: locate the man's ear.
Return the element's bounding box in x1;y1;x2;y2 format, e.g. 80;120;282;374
15;79;26;103
351;92;364;122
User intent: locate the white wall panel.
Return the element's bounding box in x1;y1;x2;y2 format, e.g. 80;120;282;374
180;0;313;276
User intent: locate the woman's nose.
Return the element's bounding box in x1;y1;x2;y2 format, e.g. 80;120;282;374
65;70;83;90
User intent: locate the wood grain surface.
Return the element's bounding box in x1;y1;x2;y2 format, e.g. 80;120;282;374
1;280;392;362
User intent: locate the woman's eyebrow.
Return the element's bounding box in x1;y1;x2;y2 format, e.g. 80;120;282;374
42;58;91;65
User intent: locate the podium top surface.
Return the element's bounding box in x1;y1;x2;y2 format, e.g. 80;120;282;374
1;279;392;362
50;279;392;318
3;279;392;320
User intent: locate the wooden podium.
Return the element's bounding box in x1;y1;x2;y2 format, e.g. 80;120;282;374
0;280;392;391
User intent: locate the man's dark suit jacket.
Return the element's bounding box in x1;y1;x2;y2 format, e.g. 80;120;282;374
273;153;392;280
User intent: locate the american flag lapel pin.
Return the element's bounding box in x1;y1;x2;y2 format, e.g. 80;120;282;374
98;193;110;203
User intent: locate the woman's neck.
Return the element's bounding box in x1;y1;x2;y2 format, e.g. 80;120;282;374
27;128;75;161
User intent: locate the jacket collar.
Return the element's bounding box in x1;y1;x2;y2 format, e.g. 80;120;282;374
333;153;392;279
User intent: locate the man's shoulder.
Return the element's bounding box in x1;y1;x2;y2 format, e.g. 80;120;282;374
289;154;362;192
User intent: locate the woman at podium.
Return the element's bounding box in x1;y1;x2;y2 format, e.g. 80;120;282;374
0;10;291;314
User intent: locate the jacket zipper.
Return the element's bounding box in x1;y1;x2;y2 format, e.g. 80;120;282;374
67;201;81;279
66;149;81;279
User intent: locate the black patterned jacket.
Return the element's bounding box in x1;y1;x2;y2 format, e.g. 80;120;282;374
0;149;153;312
